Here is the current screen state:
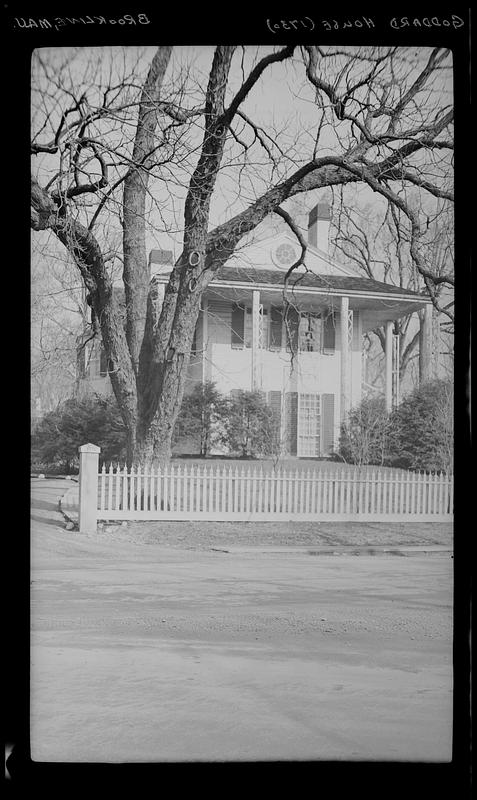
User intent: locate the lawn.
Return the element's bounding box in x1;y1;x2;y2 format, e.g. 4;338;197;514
170;455;406;474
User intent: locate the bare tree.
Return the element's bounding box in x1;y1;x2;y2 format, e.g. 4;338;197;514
332;196;454;390
31;238;89;414
30;45;454;465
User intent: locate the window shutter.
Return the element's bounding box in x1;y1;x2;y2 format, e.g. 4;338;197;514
321;394;335;455
191;320;198;354
284;305;299;354
270;306;283;349
77;346;86;379
285;391;298;456
323;311;336;354
99;345;108;376
268;390;282;424
231;303;245;347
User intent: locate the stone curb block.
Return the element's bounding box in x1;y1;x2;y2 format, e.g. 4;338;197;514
58;485;79;531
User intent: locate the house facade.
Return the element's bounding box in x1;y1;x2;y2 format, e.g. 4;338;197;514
77;204;433;457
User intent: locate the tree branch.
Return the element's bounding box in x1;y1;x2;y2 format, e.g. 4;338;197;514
221;46;295;126
274;206;308;280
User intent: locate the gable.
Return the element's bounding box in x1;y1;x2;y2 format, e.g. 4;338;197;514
228;230;358;278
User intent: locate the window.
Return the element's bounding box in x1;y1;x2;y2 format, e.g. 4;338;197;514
298;393;321;457
322;310;336;354
270;306;283;349
299;312;322;352
284;305;300;354
231;303;245;347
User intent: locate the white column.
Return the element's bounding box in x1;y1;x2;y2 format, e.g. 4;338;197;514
340;296;350;422
419;303;433;384
251;289;260;390
385;320;393;413
354;310;363;406
201;297;209;383
78;443;100;534
392;332;400;408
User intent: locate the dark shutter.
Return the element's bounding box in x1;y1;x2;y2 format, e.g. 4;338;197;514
268;391;282;452
270;306;283;349
268;390;282;424
191;320;198;354
321;394;335;455
285;391;298;456
99;345;108;376
323;310;336;354
231;303;245;347
77;346;86;379
284;305;299;354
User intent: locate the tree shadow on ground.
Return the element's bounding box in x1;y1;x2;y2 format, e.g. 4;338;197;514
30;513;65;529
31;498;58;512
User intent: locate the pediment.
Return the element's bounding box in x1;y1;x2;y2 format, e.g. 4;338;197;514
229;230;359;278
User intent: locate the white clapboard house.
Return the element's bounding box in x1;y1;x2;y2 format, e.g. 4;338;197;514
77;203;433;457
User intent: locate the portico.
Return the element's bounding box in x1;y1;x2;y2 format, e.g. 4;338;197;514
179;265;433;455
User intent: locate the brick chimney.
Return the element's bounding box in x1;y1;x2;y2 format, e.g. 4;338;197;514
149;249;173;276
308;203;332;253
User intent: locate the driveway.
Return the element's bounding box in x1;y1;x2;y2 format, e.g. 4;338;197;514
30;479;453;762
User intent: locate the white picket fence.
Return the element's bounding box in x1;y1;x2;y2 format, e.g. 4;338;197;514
86;463;453;522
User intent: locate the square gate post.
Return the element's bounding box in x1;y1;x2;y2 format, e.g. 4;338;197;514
78;443;100;533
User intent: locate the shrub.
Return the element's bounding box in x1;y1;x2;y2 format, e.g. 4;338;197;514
221;390;280;459
338;380;454;473
387;379;454;472
338;397;392;467
31;395;127;472
173;381;228;456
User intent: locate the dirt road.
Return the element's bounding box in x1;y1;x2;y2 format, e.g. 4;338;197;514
30;480;453;763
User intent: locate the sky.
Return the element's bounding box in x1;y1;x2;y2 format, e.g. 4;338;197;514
31;45;454;368
31;45;453;256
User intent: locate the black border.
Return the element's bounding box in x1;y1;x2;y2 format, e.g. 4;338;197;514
4;5;471;795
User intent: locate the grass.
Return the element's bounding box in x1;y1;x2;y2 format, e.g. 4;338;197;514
170;455;405;475
102;518;454;550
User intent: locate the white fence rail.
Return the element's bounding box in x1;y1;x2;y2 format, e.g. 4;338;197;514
93;463;453;522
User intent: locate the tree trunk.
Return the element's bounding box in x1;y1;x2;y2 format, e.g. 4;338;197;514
133;284;203;466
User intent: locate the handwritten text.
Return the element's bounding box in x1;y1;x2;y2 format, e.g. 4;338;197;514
266;15;465;33
14;14;151;31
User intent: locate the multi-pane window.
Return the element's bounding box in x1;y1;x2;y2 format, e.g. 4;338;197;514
231;302;335;354
285;392;334;457
298;393;321;457
299;312;322;352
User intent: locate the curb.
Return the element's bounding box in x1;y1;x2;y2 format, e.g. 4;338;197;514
58;485;79;531
218;545;453;556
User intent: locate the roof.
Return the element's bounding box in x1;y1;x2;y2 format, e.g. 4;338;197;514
211;266;427;301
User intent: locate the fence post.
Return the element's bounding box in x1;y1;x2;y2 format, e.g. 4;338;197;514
78;443;100;533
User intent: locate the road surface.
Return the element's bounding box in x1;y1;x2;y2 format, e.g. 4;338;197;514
30;479;453;763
